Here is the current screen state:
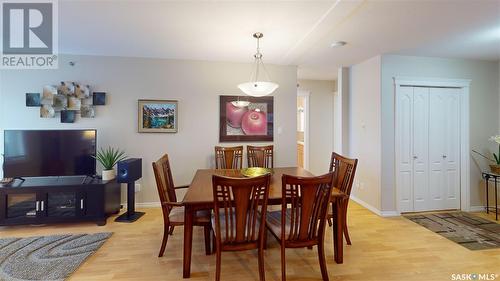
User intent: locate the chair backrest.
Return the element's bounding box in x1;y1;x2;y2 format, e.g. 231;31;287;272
212;174;271;246
215;146;243;169
329;152;358;196
281;172;334;244
152;154;178;208
247;145;274;168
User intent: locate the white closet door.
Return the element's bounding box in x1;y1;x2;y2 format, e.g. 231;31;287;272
429;88;460;210
412;88;430;211
443;89;461;209
397;86;414;212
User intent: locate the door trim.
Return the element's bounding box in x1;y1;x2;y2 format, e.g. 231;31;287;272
394;76;471;213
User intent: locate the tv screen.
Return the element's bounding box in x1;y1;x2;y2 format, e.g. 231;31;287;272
3;130;96;178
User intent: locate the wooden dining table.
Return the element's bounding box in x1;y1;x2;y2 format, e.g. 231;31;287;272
181;167;347;278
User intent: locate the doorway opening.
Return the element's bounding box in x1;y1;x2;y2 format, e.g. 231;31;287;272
297;90;310;169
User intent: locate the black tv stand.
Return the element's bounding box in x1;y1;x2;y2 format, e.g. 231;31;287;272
0;176;121;226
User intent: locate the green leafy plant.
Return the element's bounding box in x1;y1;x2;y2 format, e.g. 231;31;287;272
472;135;500;165
93;147;127;170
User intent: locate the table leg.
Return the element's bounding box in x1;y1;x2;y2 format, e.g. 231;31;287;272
486;176;489;214
183;205;194;278
333;199;344;264
495;179;498;221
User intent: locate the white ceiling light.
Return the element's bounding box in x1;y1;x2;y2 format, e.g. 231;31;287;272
238;32;279;97
330;41;347;48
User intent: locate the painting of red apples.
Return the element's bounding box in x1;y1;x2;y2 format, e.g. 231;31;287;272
219;95;273;142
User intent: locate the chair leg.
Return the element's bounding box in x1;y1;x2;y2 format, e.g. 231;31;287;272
215;246;222;281
158;223;170;257
263;228;268;250
212;229;217;254
280;243;286;281
318;240;329;281
204;225;211;255
258;247;266;281
169;225;175;235
343;200;352;245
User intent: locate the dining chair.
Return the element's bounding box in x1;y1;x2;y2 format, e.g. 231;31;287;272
211;174;271;281
247;145;274;168
152;154;213;257
215;146;243;169
327;152;358;245
266;172;335;281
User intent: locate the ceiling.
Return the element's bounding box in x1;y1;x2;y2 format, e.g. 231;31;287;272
59;0;500;80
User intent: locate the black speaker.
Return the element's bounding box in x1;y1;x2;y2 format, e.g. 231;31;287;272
117;158;142;183
115;158;144;223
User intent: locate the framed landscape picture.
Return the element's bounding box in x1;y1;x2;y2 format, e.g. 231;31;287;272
219;95;273;142
138;99;178;133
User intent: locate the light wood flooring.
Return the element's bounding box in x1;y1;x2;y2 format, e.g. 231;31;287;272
1;202;499;281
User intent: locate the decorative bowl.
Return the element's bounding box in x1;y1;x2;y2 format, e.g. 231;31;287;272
240;167;273;178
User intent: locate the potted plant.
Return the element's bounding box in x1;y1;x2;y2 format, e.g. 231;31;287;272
472;135;500;174
93;147;127;180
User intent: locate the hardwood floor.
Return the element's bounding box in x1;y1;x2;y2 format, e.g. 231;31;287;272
1;202;499;281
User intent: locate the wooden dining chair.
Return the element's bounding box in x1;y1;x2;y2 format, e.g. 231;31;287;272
266;172;335;281
327;152;358;245
211;174;271;281
215;146;243;169
247;145;274;168
152;154;213;257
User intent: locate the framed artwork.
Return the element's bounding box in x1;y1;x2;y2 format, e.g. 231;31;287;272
219;95;273;142
138;99;178;133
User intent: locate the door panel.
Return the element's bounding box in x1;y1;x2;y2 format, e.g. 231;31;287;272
412;88;429;211
397;86;413;212
444;89;461;209
429;89;446;210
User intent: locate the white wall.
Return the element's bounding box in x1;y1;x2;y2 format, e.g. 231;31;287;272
298;79;335;175
348;56;382;211
381;55;500;211
0;54;298;204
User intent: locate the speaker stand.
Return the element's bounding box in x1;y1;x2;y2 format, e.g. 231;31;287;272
115;181;145;223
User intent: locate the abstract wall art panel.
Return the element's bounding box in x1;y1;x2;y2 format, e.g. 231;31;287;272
26;93;41;107
61;110;76;123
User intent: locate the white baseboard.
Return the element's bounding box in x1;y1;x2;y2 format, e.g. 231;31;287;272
469;205;485;212
349;195;400;217
349;195;381;216
380;210;400;217
131;198;403;217
122;202;161;208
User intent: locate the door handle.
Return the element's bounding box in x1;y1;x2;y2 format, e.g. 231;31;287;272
35;201;40;212
41;201;44;211
413;156;418;160
442;155;447;159
80;199;84;210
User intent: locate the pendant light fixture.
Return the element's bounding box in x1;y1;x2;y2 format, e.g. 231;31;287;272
238;32;279;97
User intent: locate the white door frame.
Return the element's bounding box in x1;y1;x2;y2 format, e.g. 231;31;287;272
394;76;471;213
298;90;310;170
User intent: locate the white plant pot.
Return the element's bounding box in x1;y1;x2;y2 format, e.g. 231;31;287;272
102;169;116;181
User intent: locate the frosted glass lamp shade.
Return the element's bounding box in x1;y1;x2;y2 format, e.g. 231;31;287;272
237;81;279;97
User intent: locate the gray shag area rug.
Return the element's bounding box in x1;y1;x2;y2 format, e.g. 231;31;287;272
405;212;500;250
0;232;112;281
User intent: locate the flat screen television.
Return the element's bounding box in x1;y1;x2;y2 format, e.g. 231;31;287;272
3;129;97;178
